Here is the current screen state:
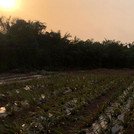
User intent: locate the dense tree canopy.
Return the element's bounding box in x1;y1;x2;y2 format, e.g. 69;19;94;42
0;16;134;72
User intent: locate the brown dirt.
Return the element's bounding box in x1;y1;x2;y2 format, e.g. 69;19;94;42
125;121;134;134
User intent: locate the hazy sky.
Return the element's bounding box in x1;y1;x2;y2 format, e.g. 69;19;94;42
0;0;134;42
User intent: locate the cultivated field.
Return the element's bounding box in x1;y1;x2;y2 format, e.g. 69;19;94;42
0;70;134;134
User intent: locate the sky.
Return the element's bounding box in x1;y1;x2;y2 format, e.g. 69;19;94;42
0;0;134;43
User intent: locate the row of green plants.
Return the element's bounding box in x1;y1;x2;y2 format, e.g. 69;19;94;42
0;72;113;107
0;72;133;133
66;77;134;134
122;93;134;133
89;81;134;133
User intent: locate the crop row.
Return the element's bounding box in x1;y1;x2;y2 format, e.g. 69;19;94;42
0;72;133;133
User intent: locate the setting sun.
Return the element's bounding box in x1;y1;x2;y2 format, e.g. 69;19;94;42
0;0;16;9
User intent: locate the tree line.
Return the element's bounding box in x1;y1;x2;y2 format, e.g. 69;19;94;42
0;16;134;72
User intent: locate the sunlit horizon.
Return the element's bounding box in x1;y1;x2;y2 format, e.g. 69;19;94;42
0;0;134;43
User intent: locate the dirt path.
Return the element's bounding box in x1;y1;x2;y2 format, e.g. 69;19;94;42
0;73;44;84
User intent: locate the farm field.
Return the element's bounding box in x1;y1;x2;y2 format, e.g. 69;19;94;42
0;69;134;134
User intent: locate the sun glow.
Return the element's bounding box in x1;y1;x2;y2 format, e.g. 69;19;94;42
0;0;16;9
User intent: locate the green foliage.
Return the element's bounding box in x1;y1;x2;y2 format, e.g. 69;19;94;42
0;71;133;133
0;16;134;71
